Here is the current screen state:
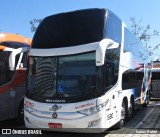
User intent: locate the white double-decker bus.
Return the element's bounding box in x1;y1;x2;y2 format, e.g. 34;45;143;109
24;9;151;132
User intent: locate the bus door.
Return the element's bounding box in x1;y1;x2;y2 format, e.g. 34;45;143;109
14;52;28;114
8;52;28;119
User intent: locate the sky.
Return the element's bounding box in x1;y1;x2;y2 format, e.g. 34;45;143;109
1;0;160;59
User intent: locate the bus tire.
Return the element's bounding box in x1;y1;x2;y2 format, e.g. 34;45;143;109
129;96;135;118
17;101;24;124
113;98;129;129
143;91;150;107
113;118;123;129
149;89;152;101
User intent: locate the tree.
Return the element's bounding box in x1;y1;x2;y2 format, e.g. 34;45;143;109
29;19;42;32
129;17;160;61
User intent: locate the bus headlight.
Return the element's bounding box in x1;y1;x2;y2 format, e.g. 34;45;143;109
78;103;105;116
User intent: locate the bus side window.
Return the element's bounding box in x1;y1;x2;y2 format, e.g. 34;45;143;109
0;51;14;86
20;53;28;68
105;62;114;88
15;53;27;69
0;61;7;85
104;49;119;91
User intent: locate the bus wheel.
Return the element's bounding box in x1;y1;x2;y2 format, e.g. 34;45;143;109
149;89;152;101
113;99;129;129
17;102;24;124
143;91;150;107
129;97;134;118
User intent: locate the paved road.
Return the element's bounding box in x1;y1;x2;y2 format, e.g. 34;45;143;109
106;100;160;136
0;100;160;137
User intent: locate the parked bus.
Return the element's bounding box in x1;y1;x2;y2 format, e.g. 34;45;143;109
0;33;31;121
23;9;151;132
150;61;160;98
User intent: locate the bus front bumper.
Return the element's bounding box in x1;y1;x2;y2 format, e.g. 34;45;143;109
24;109;106;133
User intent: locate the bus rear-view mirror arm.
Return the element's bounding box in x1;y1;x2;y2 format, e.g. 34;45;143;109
1;46;29;70
9;47;29;71
96;39;119;66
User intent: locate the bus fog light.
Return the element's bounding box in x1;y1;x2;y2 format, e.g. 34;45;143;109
88;119;101;127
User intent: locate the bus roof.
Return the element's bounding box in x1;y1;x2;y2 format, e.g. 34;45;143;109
0;33;32;45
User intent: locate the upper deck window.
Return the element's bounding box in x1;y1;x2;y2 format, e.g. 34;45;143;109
32;9;106;49
105;11;122;44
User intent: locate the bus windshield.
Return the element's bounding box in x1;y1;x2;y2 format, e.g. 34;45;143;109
27;52;97;103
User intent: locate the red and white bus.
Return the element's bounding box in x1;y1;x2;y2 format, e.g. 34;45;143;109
0;33;31;121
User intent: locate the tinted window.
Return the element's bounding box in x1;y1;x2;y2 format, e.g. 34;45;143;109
105;11;122;43
0;51;13;85
124;28;147;59
122;70;143;90
0;42;29;49
32;9;106;49
104;48;120;90
27;52;97;103
20;53;28;68
152;72;160;80
0;61;7;85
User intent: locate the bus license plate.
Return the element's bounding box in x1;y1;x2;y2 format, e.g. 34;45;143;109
48;123;62;128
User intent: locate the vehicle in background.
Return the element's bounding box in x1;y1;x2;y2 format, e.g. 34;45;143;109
23;9;151;132
150;61;160;99
0;33;31;121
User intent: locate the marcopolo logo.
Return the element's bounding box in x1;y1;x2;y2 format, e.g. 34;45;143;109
49;104;62;111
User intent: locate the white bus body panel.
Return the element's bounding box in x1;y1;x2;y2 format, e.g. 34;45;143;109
24;85;122;132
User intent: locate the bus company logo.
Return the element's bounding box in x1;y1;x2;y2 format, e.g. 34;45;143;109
75;102;94;110
49;105;62;111
24;101;34;108
52;112;58;119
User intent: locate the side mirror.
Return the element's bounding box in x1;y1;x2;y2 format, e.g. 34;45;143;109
96;39;119;66
9;47;29;71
